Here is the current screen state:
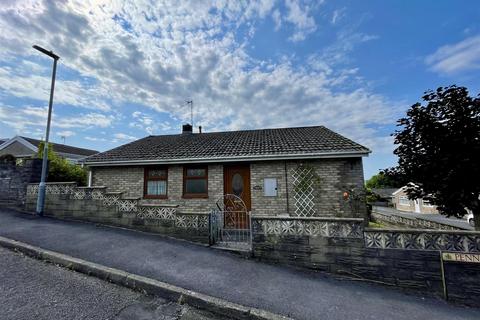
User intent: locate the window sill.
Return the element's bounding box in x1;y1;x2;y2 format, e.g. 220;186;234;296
182;194;209;199
143;195;168;200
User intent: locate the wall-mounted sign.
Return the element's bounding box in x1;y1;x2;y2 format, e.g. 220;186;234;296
442;252;480;264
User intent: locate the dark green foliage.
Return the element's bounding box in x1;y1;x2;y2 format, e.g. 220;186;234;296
365;189;379;204
365;172;402;189
37;141;87;186
385;86;480;228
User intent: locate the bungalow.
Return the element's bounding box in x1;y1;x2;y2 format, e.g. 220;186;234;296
83;125;370;218
392;186;438;214
0;135;98;163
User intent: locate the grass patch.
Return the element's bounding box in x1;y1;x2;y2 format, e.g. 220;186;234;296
368;221;385;228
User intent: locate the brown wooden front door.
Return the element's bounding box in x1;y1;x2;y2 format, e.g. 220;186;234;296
223;164;251;229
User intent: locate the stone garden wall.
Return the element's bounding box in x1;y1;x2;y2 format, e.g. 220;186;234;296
25;183;209;243
24;182;480;306
372;206;464;230
252;216;480;306
0;159;42;206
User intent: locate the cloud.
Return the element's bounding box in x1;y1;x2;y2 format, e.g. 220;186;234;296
272;9;282;31
0;65;111;111
284;0;317;42
0;0;394;156
130;111;172;135
331;8;345;25
426;35;480;74
113;132;137;142
85;136;107;142
0;104;114;132
56;130;75;137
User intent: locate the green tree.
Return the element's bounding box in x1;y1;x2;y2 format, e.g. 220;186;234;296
37;141;88;186
385;86;480;229
365;172;402;189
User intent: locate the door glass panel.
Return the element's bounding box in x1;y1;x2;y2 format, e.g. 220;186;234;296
232;173;243;196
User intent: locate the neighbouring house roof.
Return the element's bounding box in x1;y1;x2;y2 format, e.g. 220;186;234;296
84;125;370;166
392;183;423;196
0;136;98;159
20;136;98;157
371;188;398;199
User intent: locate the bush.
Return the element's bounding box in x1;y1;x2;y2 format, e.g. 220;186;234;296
37;141;87;186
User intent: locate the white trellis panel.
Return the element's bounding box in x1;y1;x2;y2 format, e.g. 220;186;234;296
292;165;316;217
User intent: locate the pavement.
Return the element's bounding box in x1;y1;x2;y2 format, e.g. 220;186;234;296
0;246;219;320
372;206;473;230
0;208;479;320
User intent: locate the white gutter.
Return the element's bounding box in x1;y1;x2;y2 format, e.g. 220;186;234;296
84;150;370;167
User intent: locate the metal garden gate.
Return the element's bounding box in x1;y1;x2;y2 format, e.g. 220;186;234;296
209;194;252;251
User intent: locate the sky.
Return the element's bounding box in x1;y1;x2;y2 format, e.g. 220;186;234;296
0;0;479;179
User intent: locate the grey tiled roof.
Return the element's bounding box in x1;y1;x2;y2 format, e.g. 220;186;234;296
84;126;370;164
21;137;98;157
371;188;398;199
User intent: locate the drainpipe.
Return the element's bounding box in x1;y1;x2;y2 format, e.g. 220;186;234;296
88;170;92;187
284;161;290;214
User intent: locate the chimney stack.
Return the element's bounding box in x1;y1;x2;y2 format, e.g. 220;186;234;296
199;126;202;134
182;124;193;134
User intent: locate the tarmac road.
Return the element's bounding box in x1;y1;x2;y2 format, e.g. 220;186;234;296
0;246;219;320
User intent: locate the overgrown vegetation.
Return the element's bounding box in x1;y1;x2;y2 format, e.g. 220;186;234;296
37;141;88;186
365;172;403;204
365;172;402;189
384;86;480;230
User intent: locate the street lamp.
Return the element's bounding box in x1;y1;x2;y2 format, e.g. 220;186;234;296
33;45;60;216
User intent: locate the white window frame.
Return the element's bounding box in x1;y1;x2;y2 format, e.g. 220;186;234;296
399;196;410;206
422;199;434;207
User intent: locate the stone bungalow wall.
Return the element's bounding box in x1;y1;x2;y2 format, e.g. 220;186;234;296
90;158;366;218
25;183;209;243
252;216;480;306
91;164;224;213
0;159;42;206
393;188;439;214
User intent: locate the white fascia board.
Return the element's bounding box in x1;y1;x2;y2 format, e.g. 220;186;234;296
84;150;370;167
0;136;38;153
392;186;409;196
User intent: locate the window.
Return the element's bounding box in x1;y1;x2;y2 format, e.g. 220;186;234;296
399;196;409;206
422;199;434;207
144;167;168;198
264;178;278;197
183;166;208;198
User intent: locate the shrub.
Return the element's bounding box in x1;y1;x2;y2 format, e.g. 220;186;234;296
37;141;87;186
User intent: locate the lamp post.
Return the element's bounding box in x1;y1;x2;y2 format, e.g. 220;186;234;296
33;45;60;216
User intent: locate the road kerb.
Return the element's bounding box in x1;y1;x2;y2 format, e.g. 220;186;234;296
0;236;293;320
